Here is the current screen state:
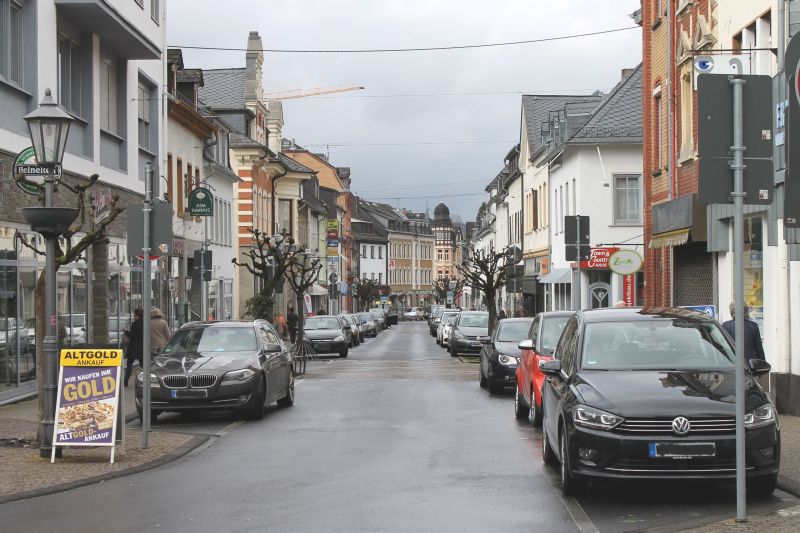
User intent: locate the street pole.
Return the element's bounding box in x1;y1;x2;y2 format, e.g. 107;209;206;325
40;170;58;459
731;76;747;522
201;210;207;322
142;162;153;448
573;215;582;311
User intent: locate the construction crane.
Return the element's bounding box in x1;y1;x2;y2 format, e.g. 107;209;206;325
263;84;365;101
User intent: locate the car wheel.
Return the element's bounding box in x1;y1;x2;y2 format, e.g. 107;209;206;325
559;423;581;495
748;474;778;498
542;401;556;465
451;347;458;358
479;359;488;389
136;407;159;424
488;377;504;395
246;375;266;420
514;386;528;419
530;387;543;427
277;372;295;407
339;348;348;358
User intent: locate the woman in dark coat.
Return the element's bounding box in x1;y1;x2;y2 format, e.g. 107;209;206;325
123;309;144;386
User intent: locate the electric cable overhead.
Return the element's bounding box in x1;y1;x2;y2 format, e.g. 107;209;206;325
171;26;638;54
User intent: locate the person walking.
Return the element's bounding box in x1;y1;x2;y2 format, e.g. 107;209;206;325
123;309;144;387
287;306;299;344
275;312;288;339
722;302;765;363
497;309;507;320
150;307;172;354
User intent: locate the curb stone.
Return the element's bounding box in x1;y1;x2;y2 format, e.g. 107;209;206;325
0;434;210;505
777;475;800;498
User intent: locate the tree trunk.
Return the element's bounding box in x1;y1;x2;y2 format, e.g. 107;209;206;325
296;292;305;341
486;287;497;335
91;241;109;345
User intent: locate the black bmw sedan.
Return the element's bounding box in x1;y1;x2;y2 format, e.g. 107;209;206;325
135;320;294;421
540;307;779;497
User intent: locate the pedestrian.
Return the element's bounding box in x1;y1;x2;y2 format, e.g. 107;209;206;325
318;308;327;315
287;306;299;344
123;309;144;387
150;307;172;355
275;312;288;339
514;307;524;318
722;302;765;363
498;309;507;320
614;300;628;308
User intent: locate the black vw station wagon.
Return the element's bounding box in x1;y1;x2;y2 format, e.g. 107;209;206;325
540;307;779;496
135;320;294;421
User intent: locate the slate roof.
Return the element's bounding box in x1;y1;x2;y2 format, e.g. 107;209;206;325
570;64;643;144
167;49;184;68
521;94;603;157
277;153;315;174
198;68;246;109
229;131;267;150
177;68;204;86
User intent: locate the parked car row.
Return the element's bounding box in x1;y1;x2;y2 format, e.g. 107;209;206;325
469;306;781;499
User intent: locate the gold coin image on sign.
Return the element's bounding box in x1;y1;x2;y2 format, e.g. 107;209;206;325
59;400;115;431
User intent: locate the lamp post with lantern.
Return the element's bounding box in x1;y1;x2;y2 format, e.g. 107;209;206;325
20;88;76;459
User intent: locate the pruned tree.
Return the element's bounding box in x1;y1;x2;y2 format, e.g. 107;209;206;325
354;277;380;312
431;277;465;306
284;251;323;342
455;246;521;334
14;172;124;443
232;229;295;321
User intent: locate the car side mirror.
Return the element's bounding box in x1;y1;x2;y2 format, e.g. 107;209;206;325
539;359;561;375
518;339;533;350
480;337;492;344
748;358;771;376
263;343;283;353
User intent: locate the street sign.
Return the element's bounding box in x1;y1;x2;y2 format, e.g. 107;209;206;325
329;273;338;284
193;250;212;281
127;200;173;255
787;71;800;226
698;157;774;205
683;305;717;319
388;259;396;270
13;146;63;195
446;290;454;304
564;215;590;261
380;295;388;304
188;187;214;216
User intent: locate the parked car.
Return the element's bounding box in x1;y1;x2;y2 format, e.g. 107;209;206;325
403;307;421;321
429;308;445;336
385;307;399;326
436;310;460;345
59;313;87;345
340;314;362;346
304;316;350;357
540;307;779;497
448;311;489;357
0;317;30;353
515;311;573;423
134;320;294;421
108;316;132;347
357;312;379;337
478;317;534;394
369;309;387;331
440;314;459;348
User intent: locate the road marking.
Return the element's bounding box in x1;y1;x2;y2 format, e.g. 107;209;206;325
219;420;245;435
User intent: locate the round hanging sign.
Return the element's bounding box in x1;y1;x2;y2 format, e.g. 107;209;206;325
608;249;644;275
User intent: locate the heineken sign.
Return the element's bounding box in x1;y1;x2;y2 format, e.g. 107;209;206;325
188;187;214;216
13;147;63;195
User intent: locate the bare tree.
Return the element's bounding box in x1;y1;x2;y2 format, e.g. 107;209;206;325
15;172;124;443
455;246;521;334
284;251;323;341
232;229;295;320
431;276;465;306
353;277;381;312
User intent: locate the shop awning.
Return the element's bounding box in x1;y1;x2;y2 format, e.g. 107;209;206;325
538;268;571;284
649;228;690;249
309;283;328;296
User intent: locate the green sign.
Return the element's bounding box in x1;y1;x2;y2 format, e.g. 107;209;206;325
13;146;63;196
188;187;214;216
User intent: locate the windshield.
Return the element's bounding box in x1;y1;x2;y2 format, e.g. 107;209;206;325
582;319;735;370
459;314;488;328
359;313;372;322
162;326;257;354
497;320;533;342
370;311;383;320
445;315;458;325
306;317;342;330
541;316;570;352
370;309;386;317
61;315;86;327
433;309;444;319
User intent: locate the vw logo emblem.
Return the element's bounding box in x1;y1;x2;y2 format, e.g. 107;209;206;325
672;416;691;436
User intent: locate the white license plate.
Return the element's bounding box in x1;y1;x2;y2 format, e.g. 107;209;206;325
648;442;715;458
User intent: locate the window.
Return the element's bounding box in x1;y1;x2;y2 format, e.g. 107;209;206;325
137;80;154;150
99;48;118;134
378;247;383;259
437;250;442;261
370;246;375;259
679;66;693;159
151;0;160;23
531;190;539;231
378;273;382;284
278;199;292;236
184;164;193;213
654;92;663;169
614;175;642;224
0;0;24;85
362;245;366;258
176;158;183;216
58;35;81;115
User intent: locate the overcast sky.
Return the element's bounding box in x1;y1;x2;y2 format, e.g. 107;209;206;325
168;0;642;220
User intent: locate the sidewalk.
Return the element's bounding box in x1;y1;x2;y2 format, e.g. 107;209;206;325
0;380;207;504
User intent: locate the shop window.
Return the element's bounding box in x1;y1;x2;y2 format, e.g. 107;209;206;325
744;216;764;337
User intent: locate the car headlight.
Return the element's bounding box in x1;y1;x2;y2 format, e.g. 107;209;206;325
498;354;519;366
573;404;623;431
333;335;345;342
222;369;255;382
136;373;158;384
745;403;776;429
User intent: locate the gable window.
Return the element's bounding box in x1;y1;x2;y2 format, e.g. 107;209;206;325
99;48;118;134
614;175;642;225
58;34;81;115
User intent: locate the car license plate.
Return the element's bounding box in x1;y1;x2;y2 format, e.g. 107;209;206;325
648;442;715;458
470;342;482;347
171;389;207;399
316;343;329;351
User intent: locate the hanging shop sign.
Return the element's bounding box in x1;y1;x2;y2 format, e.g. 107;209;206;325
578;248;618;269
188;187;214;216
13;146;63;195
622;274;635;307
52;348;123;463
608;249;644;275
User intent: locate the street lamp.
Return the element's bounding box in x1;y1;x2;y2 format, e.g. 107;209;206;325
21;88;76;459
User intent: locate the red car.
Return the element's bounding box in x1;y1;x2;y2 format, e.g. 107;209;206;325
514;311;573;425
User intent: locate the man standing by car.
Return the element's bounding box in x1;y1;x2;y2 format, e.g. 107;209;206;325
287;306;299;344
722;302;765;363
123;309;143;387
150;307;172;355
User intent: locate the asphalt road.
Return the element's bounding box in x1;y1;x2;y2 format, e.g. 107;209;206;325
1;321;797;532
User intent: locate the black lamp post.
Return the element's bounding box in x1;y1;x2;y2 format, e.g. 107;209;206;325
21;88;76;459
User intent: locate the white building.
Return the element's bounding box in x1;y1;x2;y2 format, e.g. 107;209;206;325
542;66;644;310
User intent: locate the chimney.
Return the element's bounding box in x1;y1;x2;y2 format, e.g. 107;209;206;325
245;31;263;102
621;68;635;81
267;99;283;154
